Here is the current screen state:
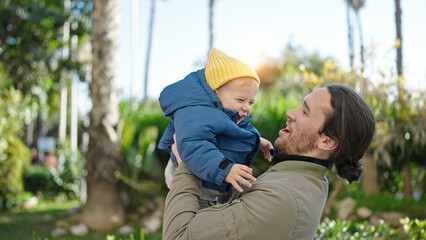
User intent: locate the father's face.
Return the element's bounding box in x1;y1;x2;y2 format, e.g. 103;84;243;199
275;88;333;156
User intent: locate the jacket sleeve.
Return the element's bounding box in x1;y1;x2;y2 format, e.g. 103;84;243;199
158;121;175;152
162;164;299;240
173;106;233;185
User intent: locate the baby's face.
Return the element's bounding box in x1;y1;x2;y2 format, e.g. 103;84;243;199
214;78;259;125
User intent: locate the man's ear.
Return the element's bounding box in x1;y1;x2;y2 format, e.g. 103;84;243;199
318;134;338;151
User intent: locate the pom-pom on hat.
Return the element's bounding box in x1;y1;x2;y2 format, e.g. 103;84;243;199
205;48;260;90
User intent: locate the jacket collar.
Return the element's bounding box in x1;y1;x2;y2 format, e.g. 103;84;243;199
271;153;329;179
273;153;330;168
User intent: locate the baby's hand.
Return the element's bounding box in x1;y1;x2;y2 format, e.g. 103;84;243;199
225;164;256;192
260;137;273;162
171;134;182;164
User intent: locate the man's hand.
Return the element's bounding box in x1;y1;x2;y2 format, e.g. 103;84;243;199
171;134;182;164
260;137;273;162
225;164;256;192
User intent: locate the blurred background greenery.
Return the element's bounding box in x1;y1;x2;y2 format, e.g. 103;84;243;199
0;0;425;239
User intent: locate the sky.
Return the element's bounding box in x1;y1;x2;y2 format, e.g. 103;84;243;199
78;0;426;111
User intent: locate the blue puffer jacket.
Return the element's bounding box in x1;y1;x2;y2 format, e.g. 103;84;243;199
158;69;260;192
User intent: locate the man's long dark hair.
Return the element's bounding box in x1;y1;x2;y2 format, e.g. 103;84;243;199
321;84;376;183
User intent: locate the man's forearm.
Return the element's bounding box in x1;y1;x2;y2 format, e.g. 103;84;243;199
162;163;201;240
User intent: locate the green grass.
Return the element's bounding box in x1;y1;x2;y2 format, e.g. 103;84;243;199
338;181;426;219
0;200;161;240
354;194;426;218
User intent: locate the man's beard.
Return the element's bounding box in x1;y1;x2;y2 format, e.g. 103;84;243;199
275;131;319;155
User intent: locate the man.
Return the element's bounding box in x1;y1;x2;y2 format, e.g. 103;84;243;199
162;84;376;240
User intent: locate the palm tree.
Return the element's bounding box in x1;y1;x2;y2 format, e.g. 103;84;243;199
81;0;125;231
394;0;412;199
345;0;365;72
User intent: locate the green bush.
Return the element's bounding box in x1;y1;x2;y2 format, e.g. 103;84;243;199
400;217;426;240
23;165;59;195
118;100;170;210
54;142;84;199
0;82;32;210
120;100;170;180
316;217;426;240
316;217;398;239
22;143;83;200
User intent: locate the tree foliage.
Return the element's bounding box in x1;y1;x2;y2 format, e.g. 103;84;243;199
0;67;31;210
0;0;92;149
0;0;91;94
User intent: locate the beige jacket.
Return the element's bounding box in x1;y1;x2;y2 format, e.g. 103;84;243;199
163;159;329;240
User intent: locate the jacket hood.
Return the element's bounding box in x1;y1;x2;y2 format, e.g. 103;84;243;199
159;69;219;117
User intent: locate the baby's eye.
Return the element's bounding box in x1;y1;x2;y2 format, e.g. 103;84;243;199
303;110;307;115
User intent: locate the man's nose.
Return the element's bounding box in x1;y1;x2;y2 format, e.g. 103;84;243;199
286;108;296;121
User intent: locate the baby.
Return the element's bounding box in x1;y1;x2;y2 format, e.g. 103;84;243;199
158;48;273;208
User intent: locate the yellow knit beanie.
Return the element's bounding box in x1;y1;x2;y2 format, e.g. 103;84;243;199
205;48;260;90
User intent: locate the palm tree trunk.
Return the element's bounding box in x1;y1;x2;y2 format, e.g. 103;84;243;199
355;10;365;74
403;162;413;198
81;0;125;231
395;0;406;104
143;0;156;102
361;155;380;195
395;0;403;80
395;0;412;199
25;119;34;146
346;1;354;69
208;0;215;55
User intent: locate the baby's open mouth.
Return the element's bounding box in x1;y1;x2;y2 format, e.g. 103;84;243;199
237;115;246;123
